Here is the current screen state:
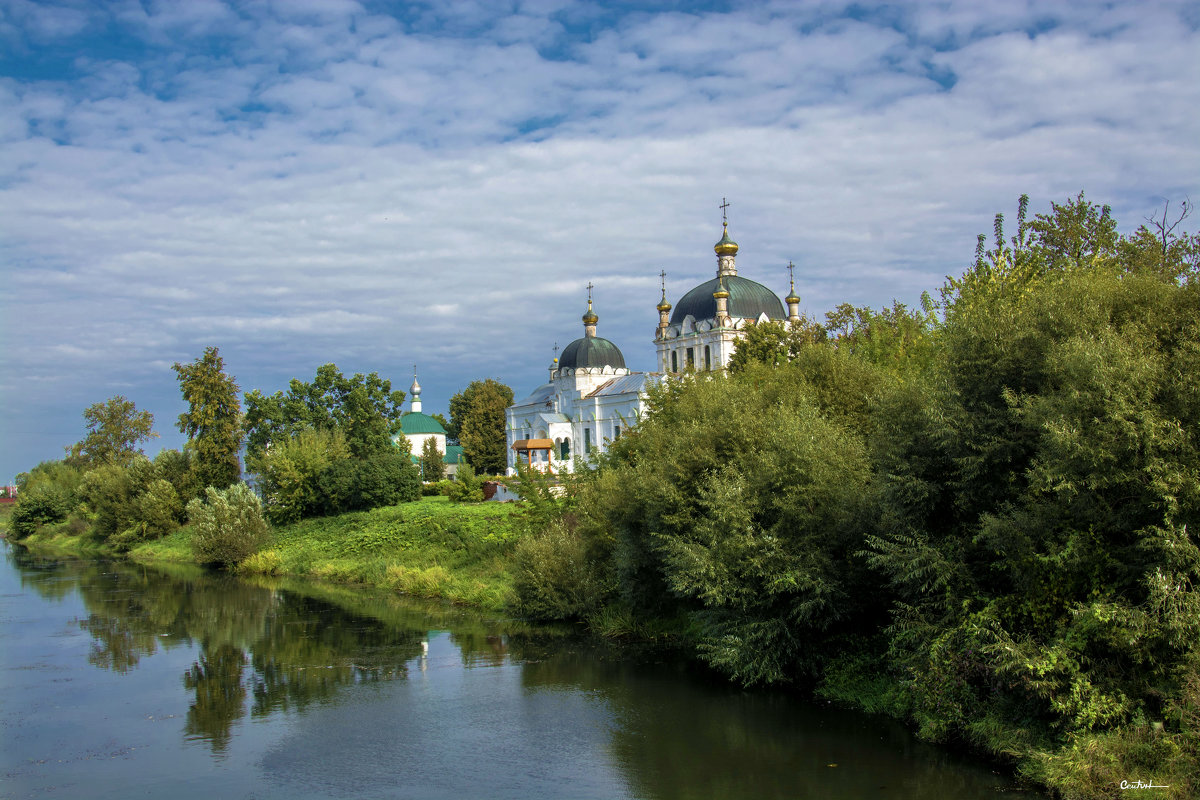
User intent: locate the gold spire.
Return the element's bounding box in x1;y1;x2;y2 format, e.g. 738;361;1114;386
582;283;598;324
785;260;800;303
714;197;739;256
657;269;672;312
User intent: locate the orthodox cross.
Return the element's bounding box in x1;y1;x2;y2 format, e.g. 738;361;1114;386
586;281;594;301
719;197;730;225
552;341;559;360
659;269;667;293
787;261;795;289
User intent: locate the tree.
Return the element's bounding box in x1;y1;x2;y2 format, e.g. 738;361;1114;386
449;379;513;475
243;364;406;465
173;347;243;490
420;437;445;481
70;396;158;466
255;428;350;525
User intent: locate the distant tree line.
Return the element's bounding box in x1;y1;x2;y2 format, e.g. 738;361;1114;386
512;194;1200;797
10;349;514;561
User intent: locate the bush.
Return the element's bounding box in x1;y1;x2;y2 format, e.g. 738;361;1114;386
321;452;421;514
256;428;350;524
513;518;610;620
447;462;485;503
187;483;270;568
9;483;74;540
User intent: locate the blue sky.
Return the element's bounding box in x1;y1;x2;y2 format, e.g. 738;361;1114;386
2;0;1198;482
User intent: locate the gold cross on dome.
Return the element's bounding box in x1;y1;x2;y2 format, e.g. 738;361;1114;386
719;197;730;225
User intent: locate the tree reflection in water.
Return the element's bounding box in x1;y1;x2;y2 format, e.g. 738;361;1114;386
15;553;507;752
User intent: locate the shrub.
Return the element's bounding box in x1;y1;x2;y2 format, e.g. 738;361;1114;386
187;483;270;568
513;518;610;620
321;452;421;514
447;461;485;503
9;483;74;539
256;428;350;524
238;549;283;575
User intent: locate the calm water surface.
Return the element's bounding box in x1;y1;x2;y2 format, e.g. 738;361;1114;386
0;543;1045;799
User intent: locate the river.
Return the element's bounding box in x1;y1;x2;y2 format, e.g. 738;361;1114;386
0;543;1045;799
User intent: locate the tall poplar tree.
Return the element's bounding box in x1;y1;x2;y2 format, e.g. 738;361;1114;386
173;347;243;490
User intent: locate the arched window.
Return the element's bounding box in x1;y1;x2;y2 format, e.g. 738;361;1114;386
560;438;571;460
671;351;678;372
704;345;711;371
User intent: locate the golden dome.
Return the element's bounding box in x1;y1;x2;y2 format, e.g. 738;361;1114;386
714;223;739;256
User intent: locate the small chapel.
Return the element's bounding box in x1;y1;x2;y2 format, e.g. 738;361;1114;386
397;369;463;478
506;207;801;475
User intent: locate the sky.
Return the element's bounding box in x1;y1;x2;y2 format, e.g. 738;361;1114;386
2;0;1198;482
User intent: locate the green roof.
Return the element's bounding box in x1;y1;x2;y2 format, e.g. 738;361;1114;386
400;412;447;435
444;445;464;465
670;275;785;325
558;335;626;370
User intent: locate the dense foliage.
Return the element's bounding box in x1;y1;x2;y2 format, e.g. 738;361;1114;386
66;395;158;467
187;483;269;568
244;364;421;522
173;346;243;490
448;378;513;475
514;194;1200;797
243;363;407;463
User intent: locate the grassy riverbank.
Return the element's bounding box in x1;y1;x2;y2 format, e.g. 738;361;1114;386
134;496;523;609
8;497;524;610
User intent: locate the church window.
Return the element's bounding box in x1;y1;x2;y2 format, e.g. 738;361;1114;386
704;345;711;371
686;348;695;368
671;351;678;372
613;425;620;439
560;439;571;460
584;428;592;452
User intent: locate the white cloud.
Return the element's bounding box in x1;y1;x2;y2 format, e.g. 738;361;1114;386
0;0;1197;477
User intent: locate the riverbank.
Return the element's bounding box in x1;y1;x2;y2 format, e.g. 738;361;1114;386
8;497;525;611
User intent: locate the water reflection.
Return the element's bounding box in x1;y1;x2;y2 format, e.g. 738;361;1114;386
4;545;1041;799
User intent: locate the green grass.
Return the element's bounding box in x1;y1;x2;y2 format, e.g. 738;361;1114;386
132;495;524;610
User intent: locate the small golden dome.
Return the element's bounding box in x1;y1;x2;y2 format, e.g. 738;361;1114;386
714;223;739;256
582;299;598;325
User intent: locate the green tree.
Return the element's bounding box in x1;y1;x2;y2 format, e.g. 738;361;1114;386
727;317;826;373
173;347;243;490
69;396;158;467
420;437;445;481
255;428;351;525
449;379;513;475
243;364;406;465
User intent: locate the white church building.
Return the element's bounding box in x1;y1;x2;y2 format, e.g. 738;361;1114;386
506;213;803;475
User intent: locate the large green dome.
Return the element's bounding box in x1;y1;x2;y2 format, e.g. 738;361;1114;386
558;336;626;371
669;275;785;325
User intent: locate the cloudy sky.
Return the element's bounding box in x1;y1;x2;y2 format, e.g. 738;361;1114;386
2;0;1198;481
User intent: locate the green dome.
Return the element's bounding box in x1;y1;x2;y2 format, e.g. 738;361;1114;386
670;275;785;325
558;336;626;371
400;412;447;435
